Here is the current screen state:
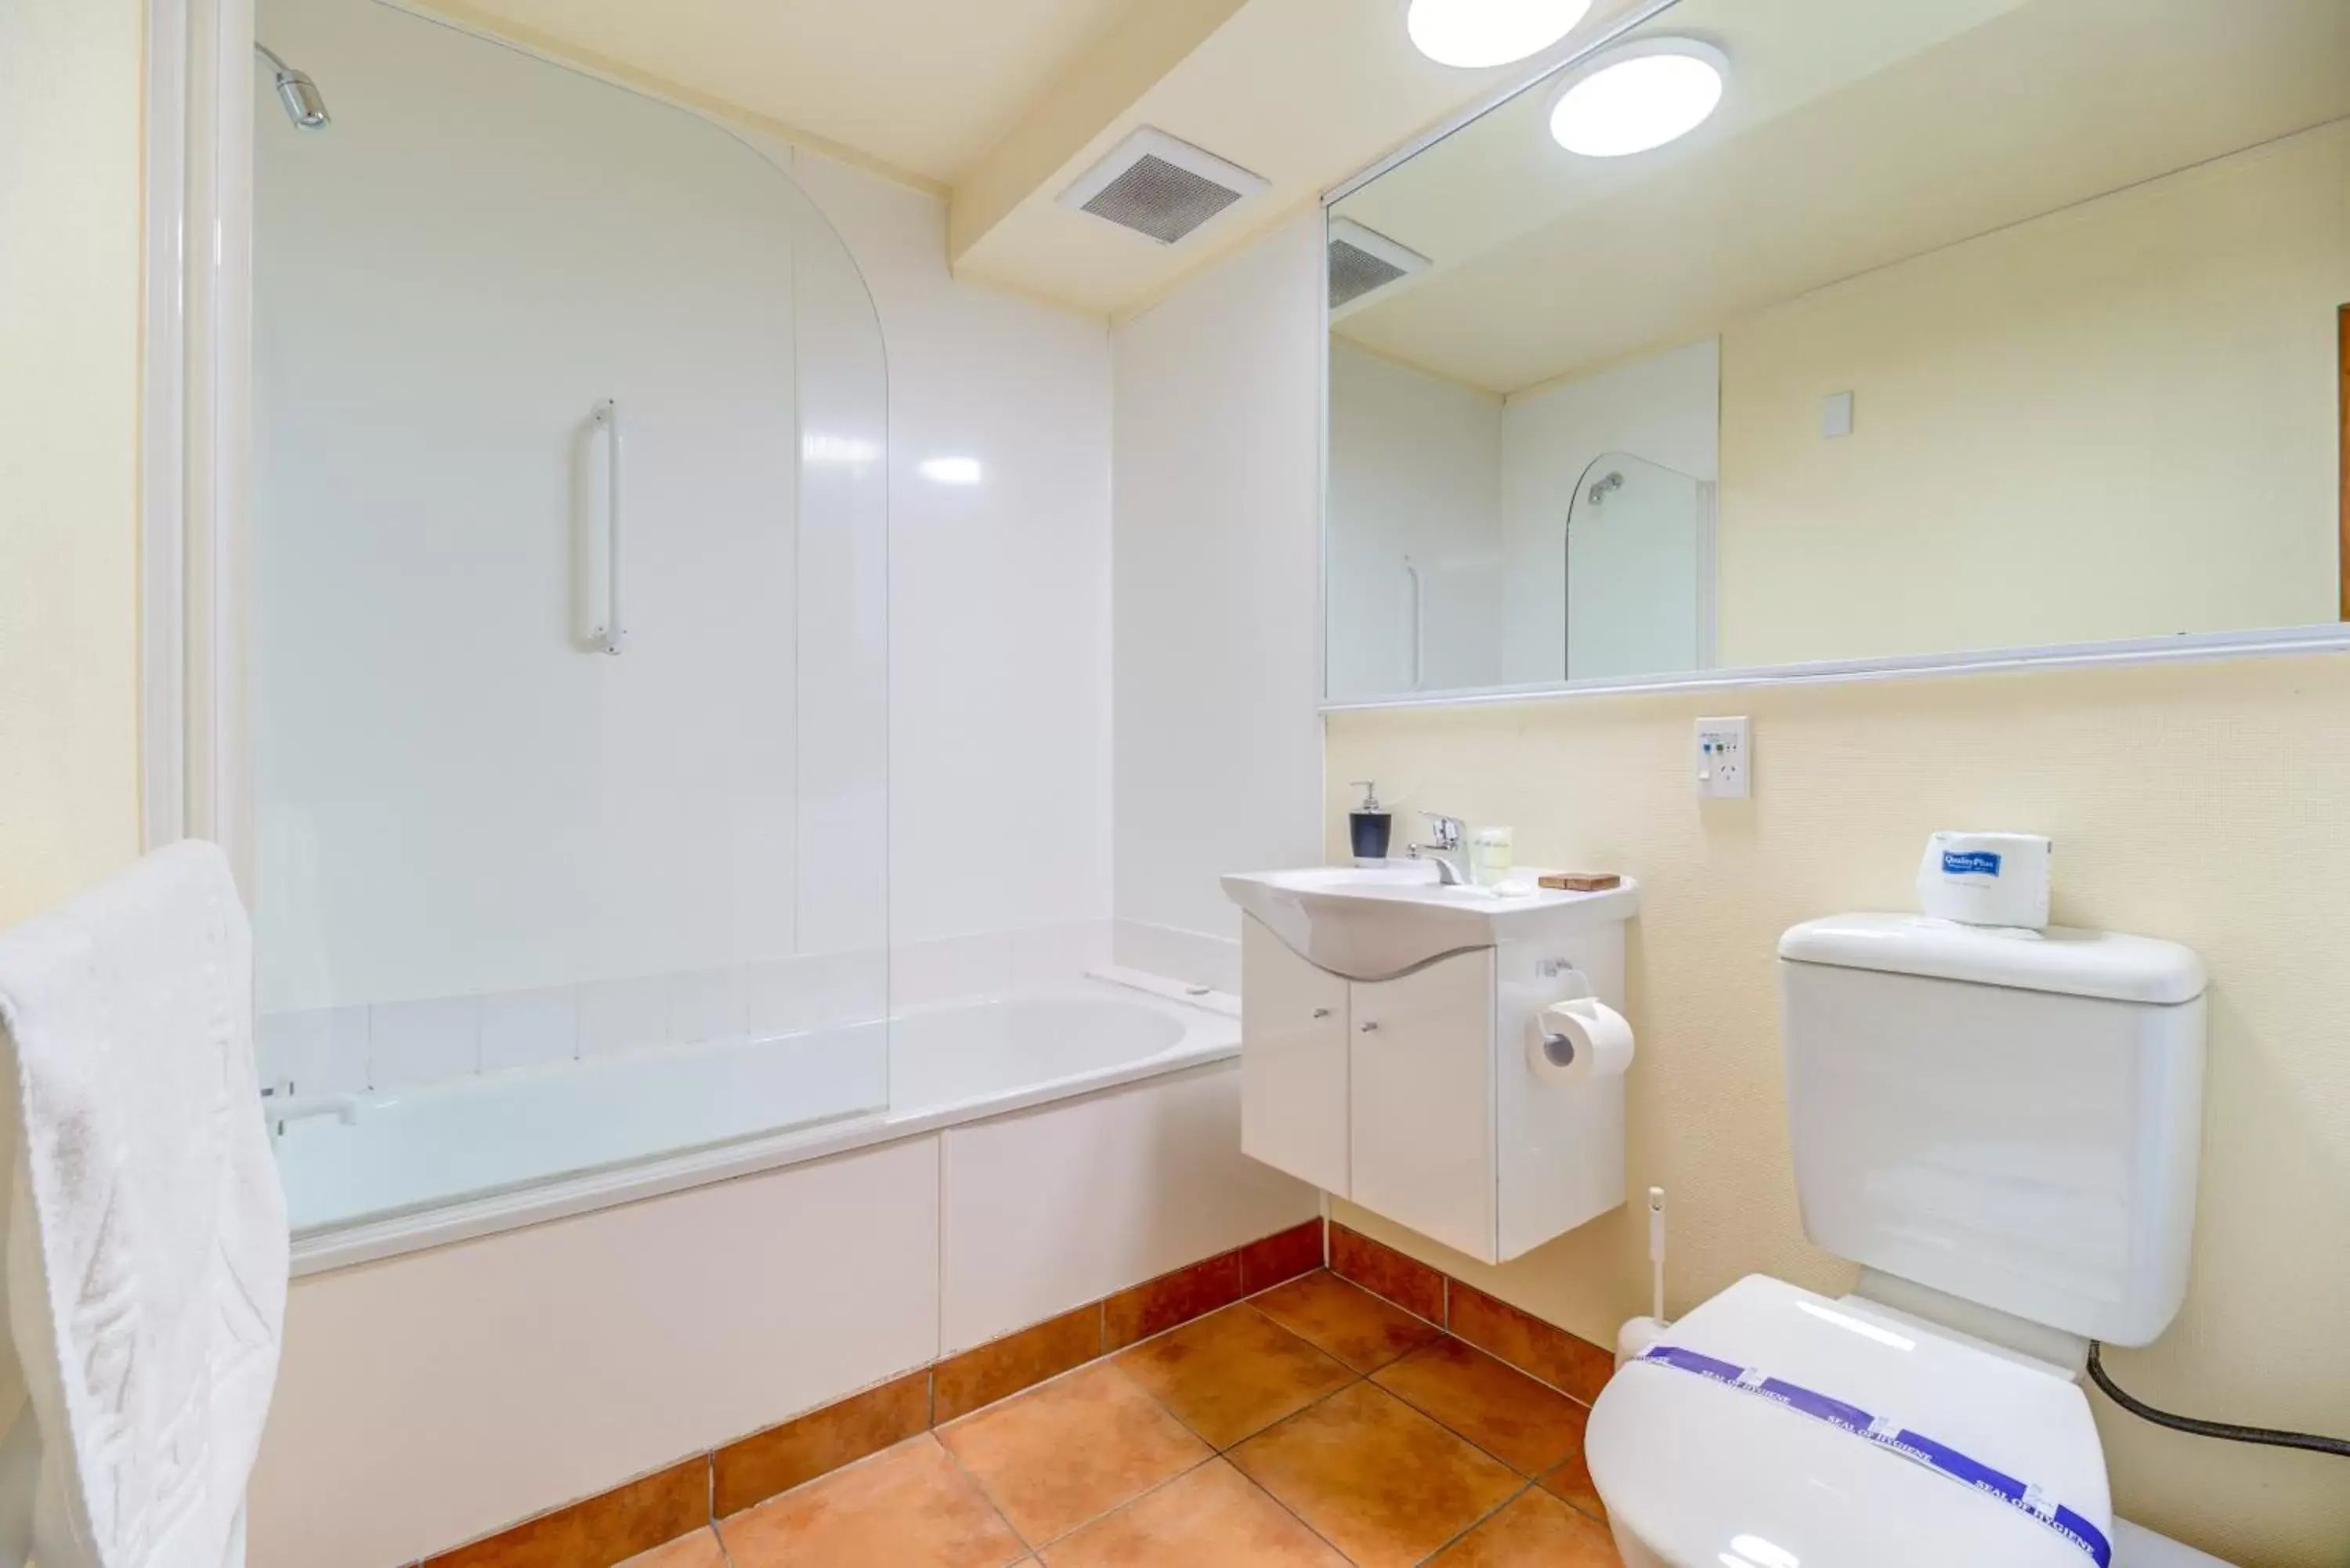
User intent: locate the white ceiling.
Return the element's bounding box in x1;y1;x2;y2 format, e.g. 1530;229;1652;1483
1332;0;2350;393
945;0;1671;317
418;0;1145;187
411;0;1674;316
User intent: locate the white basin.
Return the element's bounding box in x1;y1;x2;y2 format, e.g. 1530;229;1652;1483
1220;863;1641;980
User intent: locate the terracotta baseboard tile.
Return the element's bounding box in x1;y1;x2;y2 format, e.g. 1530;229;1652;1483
1445;1282;1614;1405
417;1219;1327;1566
421;1458;709;1568
713;1368;931;1517
1328;1224;1446;1324
1238;1218;1325;1294
1104;1250;1246;1349
934;1304;1104;1424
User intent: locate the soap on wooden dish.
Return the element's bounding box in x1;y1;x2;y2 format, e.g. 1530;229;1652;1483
1538;872;1622;892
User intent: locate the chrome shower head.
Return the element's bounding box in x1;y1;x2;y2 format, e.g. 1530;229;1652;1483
255;42;330;129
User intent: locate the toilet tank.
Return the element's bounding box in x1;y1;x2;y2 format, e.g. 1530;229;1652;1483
1778;913;2206;1346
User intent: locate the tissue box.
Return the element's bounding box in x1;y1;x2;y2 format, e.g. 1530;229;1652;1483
1916;832;2052;930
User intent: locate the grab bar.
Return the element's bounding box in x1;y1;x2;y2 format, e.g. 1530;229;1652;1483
588;399;626;655
1403;556;1425;690
260;1084;361;1137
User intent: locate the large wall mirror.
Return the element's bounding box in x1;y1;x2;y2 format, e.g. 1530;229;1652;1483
1323;0;2350;704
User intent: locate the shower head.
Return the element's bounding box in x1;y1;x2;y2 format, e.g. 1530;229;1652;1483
255;42;330;129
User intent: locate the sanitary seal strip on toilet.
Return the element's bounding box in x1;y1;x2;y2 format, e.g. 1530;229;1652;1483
1632;1345;2113;1566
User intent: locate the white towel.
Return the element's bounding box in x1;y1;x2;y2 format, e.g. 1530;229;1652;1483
0;843;288;1568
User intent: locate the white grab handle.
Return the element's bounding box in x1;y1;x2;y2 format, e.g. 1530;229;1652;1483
1403;556;1425;690
266;1090;361;1134
588;399;626;655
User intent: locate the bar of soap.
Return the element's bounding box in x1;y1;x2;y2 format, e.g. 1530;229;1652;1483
1538;873;1622;892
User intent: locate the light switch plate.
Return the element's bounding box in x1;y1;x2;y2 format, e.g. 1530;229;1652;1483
1696;717;1750;798
1822;391;1854;439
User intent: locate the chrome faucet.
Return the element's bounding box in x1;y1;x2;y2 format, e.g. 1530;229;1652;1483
1408;812;1470;886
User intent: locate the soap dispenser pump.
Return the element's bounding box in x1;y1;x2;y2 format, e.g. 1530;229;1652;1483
1349;782;1393;865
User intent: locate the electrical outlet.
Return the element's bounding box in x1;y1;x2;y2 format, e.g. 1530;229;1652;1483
1696;717;1750;799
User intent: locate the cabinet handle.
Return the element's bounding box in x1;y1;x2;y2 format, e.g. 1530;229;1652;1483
1359;1021;1380;1032
1311;1007;1332;1020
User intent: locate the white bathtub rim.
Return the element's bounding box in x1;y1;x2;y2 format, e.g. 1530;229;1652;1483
288;976;1239;1277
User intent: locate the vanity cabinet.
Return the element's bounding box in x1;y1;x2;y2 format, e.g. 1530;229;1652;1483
1348;948;1496;1259
1239;916;1351;1195
1230;880;1638;1266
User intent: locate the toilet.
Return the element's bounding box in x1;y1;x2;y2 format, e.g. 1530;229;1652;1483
1587;912;2224;1568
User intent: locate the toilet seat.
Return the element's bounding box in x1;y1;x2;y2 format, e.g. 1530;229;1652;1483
1586;1275;2113;1568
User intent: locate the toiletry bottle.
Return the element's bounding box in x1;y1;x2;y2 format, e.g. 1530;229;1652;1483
1350;782;1393;865
1470;826;1513;888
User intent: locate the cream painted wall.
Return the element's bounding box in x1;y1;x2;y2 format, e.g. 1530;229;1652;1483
1326;653;2350;1566
0;0;145;925
1718;118;2350;670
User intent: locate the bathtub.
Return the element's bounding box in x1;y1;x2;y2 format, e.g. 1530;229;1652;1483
281;973;1239;1274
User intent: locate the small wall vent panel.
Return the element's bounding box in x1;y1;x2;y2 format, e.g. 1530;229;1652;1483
1327;219;1432;314
1058;128;1269;246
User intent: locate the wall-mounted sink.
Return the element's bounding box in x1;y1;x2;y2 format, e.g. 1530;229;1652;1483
1220;863;1640;981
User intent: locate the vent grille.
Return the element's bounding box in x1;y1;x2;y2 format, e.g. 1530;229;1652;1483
1081;154;1246;244
1329;239;1409;309
1059;128;1268;246
1325;218;1431;313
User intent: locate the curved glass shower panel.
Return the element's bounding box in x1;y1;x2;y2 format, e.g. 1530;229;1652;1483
252;0;888;1237
1562;452;1714;682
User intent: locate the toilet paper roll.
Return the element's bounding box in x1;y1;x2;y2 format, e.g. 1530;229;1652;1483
1527;997;1636;1085
1916;830;2052;930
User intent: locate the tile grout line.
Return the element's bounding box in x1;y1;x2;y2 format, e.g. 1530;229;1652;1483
1329;1224;1609;1409
745;1261;1334;1554
940;1270;1368;1561
1106;1291;1537;1566
747;1269;1600;1568
1413;1478;1540;1568
930;1423;1040;1559
437;1223;1330;1568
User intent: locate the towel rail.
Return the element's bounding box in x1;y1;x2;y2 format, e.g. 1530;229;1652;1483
587;399;626;655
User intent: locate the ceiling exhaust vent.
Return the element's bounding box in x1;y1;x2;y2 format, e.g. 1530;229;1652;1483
1059;128;1269;246
1328;219;1432;314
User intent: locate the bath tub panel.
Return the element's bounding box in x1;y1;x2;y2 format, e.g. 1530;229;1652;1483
251;1136;941;1568
938;1060;1318;1353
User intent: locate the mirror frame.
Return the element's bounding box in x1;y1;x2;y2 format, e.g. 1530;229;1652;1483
1315;2;2350;713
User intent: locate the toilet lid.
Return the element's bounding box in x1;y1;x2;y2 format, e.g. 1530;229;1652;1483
1586;1275;2112;1568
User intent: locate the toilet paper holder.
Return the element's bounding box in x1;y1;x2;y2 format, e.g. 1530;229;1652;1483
1527;967;1636;1082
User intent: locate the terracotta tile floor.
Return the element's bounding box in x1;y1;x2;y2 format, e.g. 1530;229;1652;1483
703;1272;1618;1567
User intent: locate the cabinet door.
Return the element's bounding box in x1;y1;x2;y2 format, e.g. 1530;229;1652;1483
1239;916;1352;1196
1350;948;1495;1260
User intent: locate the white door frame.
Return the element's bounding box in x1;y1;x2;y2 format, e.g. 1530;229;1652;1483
142;0;255;893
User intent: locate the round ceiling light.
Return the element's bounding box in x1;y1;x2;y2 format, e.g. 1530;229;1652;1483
1405;0;1594;70
1548;38;1727;157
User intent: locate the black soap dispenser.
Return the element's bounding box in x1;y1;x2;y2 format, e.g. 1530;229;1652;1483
1349;781;1394;865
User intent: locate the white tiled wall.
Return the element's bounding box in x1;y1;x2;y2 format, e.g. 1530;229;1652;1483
1109;211;1325;966
785;150;1115;956
257;919;1117;1095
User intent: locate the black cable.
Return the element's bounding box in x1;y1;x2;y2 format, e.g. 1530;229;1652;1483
2087;1342;2350;1458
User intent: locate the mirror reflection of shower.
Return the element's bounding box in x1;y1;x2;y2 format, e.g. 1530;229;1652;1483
1563;451;1716;682
256;42;331;129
